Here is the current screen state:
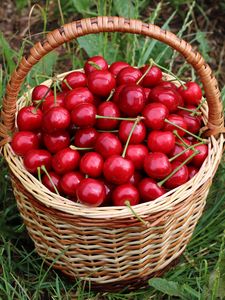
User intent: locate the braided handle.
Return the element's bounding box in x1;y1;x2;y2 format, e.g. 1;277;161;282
0;16;224;145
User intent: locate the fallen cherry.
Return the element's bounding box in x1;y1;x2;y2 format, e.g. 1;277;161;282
60;171;84;196
112;184;140;206
147;130;175;154
64;87;94;110
43;131;70;153
61;71;87;90
138;178;166;201
52;148;80;174
11;131;39;156
119;120;146;144
17;106;43;131
84;55;108;75
142;103;169;130
80;152;104;178
23;149;52;174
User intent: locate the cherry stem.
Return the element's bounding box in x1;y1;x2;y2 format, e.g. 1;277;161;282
63;79;73;90
97;130;119;133
41;165;59;195
88;61;102;70
164;119;207;143
125;201;149;227
122;117;140;158
158;151;200;187
53;80;57;105
37;167;42;183
70;145;93;151
96;115;141;121
136;60;153;85
85;174;89;179
106;88;115;101
177;106;202;116
190;98;207;116
173;130;190;148
169;142;203;162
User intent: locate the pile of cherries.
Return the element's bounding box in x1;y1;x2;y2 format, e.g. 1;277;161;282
11;55;208;207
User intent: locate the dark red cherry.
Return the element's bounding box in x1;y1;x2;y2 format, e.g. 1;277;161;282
188;166;199;179
43;131;70;153
143;88;151;101
125;144;148;170
52;148;80;174
23;149;52;174
177;82;202;106
42;94;65;113
178;109;201;134
138;178;166;201
129;171;143;186
147;130;175;154
11;131;39;156
42;107;70;133
76;178;106;206
17;106;43;131
117;66;142;85
96;102;120;130
71;103;96;128
112;84;126;103
191;144;208;167
42;171;61;193
119;121;146;144
61;71;87;90
32;85;53;105
80;152;104;178
119;85;146;117
103;155;134;184
139;65;162;87
84;56;108;75
64;87;94;110
74;128;98;148
60;171;84;196
144;152;172;179
164;161;189;189
95;133;122;159
109;61;130;77
157;81;177;90
100;180;114;206
169;138;193;163
88;70;116;97
142;103;169;130
112;184;140;206
164;114;188;137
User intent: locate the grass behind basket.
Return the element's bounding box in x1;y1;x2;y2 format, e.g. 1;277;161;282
0;0;225;299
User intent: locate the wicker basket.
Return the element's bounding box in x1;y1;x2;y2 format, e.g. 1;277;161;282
0;16;224;291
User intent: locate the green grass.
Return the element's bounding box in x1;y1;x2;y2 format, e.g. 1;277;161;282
0;1;225;299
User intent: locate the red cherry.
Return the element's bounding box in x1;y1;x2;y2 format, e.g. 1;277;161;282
77;178;106;206
64;87;94;110
112;184;140;206
169;138;193;163
42;94;65;113
191;144;208;167
138;178;166;201
188;166;199;179
143;88;151;101
103;155;134;184
119;85;146;117
32;85;53;105
43;131;70;153
84;56;108;75
178;109;201;134
61;71;87;90
125;144;148;170
147;130;175;154
139;65;162;87
80;152;104;178
164;161;189;189
101;180;114;206
17;106;43;131
178;82;202;105
71;103;96;128
142;103;169;130
144;152;172;179
119;121;146;144
52;148;80;174
88;70;116;97
95;133;122;159
157;81;177;90
117;66;142;85
74;128;98;148
164;114;187;136
11;131;39;156
129;171;143;186
23;149;52;174
60;171;84;196
42;171;61;193
42;107;71;133
96;102;120;130
109;61;130;77
149;86;181;112
112;84;126;103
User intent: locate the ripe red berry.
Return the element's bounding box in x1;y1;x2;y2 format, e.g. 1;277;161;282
43;131;70;153
119;121;146;144
125;144;148;170
42;94;65;113
144;152;172;179
23;149;52;174
95;133;122;158
117;66;142;85
164;161;189;189
177;82;202;106
139;65;162;87
112;184;140;206
52;148;80;174
164;114;187;136
80;152;104;178
139;178;166;201
61;71;87;90
147;130;175;154
42;171;61;193
191;144;208;167
84;56;108;75
169;138;193;163
112;84;126;103
64;87;94;110
88;70;116;97
142;103;169;130
32;85;53;106
129;171;143;186
188;166;199;179
157;81;177;90
109;61;130;77
17;106;43;131
71;103;97;128
11;131;39;156
96;102;120;130
178;109;201;134
42;107;71;133
60;171;84;196
74;128;98;148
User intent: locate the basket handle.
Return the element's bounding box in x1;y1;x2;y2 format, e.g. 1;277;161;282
0;16;224;145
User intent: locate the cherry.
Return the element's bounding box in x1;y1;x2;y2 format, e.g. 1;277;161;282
191;144;208;167
17;106;43;131
103;155;134;184
129;171;143;186
164;161;189;189
32;85;53;106
144;152;172;179
138;178;166;202
169;138;193;163
11;131;39;156
178;109;201;134
100;180;114;206
164;114;187;136
157;81;177;90
71;103;97;128
42;94;65;113
42;107;71;133
139;65;162;87
88;70;116;97
125;144;148;170
60;171;84;196
147;130;175;154
112;184;140;206
80;152;103;178
149;86;181;112
76;178;106;206
23;149;52;174
42;171;61;193
143;88;151;101
119;85;146;117
109;61;130;77
142;103;169;130
177;82;202;106
95;132;122;159
96;102;120;130
61;71;87;90
52;148;80;174
84;56;108;75
117;66;142;85
74;128;98;148
43;131;70;153
64;87;94;110
188;166;199;179
119;120;146;144
112;84;126;103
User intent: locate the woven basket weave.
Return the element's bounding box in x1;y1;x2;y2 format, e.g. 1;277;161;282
0;16;225;291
